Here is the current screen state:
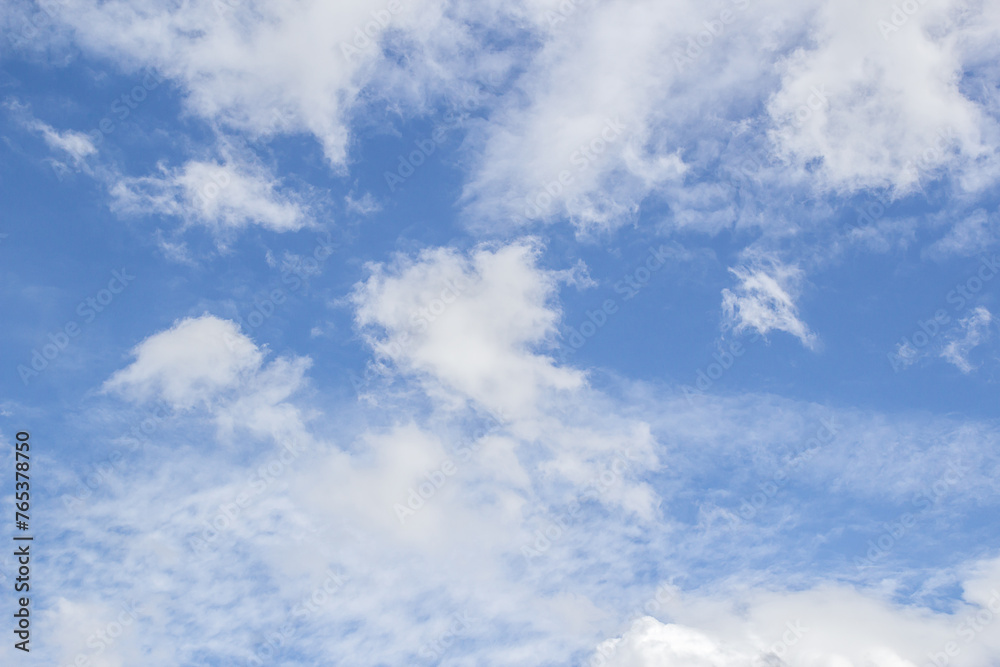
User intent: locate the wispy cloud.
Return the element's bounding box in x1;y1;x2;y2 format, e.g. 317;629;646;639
110;155;309;236
721;253;818;349
941;306;993;373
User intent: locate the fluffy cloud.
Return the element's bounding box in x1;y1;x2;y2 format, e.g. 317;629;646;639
460;0;721;233
20;0;1000;244
767;0;1000;195
594;618;753;666
593;560;1000;667
22;0;489;167
36;325;1000;666
10;2;1000;665
721;254;818;349
103;315;264;409
109;155;309;235
460;0;1000;239
43;302;653;665
351;238;586;419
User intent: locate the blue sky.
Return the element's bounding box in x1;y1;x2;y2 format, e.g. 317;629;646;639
2;0;1000;665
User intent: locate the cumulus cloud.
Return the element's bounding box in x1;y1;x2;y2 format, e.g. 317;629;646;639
12;2;1000;665
941;306;993;373
721;254;818;349
37;330;1000;666
22;0;488;167
767;0;1000;195
460;0;717;233
109;155;309;235
43;288;664;665
18;0;1000;245
459;0;1000;239
103;315;265;409
594;618;753;666
593;561;1000;667
351;238;586;419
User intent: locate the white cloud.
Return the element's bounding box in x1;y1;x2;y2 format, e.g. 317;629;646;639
345;191;381;216
892;339;920;371
103;314;264;409
110;155;308;235
351;238;586;419
594;618;752;666
43;301;662;665
721;254;818;349
11;2;1000;663
29;118;98;163
6;100;98;170
347;239;662;531
46;596;148;667
33;0;483;167
22;0;1000;247
458;0;1000;241
459;0;713;233
35;332;1000;666
767;0;1000;196
941;306;993;373
925;209;1000;259
593;560;1000;667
